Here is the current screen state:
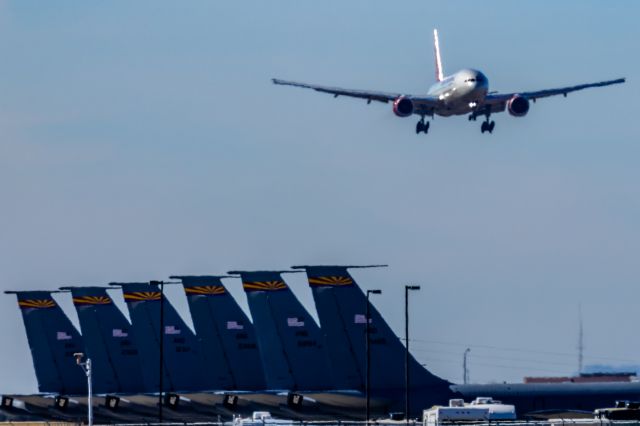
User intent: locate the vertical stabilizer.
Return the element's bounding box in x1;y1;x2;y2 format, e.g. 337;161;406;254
293;265;454;413
6;291;86;394
112;282;207;392
434;29;444;82
63;286;147;393
230;270;334;391
292;269;365;391
172;275;267;391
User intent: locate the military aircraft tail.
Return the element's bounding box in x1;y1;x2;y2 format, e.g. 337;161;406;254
172;275;267;391
229;270;335;391
5;291;86;394
61;286;147;393
292;265;453;404
110;282;207;392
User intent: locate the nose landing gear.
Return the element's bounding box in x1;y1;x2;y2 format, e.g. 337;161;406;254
416;117;430;134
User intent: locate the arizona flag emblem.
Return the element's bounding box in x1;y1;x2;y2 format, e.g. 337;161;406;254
72;296;112;305
18;299;56;309
243;280;287;292
123;291;161;302
308;276;353;287
184;285;226;296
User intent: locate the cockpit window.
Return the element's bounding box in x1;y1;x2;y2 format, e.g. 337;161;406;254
465;75;485;83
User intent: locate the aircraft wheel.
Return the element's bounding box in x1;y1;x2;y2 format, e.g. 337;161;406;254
481;121;487;133
488;121;495;133
416;121;424;134
424;121;430;134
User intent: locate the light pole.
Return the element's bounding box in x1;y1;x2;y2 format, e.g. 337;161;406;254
149;279;181;423
74;353;92;426
149;280;167;423
404;285;421;423
366;289;381;425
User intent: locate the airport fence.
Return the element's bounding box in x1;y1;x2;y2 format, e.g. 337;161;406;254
85;420;640;426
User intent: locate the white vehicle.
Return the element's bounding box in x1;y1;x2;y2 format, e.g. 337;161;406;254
468;397;517;420
233;411;296;426
423;398;516;426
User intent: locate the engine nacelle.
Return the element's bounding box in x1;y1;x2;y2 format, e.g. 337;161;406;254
507;95;530;117
393;96;414;117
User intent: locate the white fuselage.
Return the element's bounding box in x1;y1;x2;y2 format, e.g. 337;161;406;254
427;68;489;117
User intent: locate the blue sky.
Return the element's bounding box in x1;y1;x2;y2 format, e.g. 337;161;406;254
0;1;638;392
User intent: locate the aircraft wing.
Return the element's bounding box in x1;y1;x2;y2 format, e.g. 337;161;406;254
272;78;401;103
272;78;440;110
483;77;625;105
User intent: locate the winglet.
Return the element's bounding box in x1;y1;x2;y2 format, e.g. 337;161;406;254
434;29;444;82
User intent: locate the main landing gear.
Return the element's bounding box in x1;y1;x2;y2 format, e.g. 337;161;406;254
480;120;495;134
469;112;496;134
416;117;430;134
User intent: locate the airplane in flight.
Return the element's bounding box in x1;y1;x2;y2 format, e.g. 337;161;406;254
273;29;625;135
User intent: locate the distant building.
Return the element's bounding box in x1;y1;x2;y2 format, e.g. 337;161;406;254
524;372;637;384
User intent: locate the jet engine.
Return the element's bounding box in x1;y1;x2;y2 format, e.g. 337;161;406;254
507;95;530;117
393;96;414;117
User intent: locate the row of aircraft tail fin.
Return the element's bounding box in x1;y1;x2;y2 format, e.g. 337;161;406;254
6;267;451;408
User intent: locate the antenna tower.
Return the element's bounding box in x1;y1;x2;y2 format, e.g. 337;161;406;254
578;304;584;375
463;348;471;384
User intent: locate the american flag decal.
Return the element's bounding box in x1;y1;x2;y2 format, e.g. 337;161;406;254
164;325;181;335
243;280;287;292
308;276;353;287
184;285;226;296
354;314;372;324
112;328;128;337
18;299;56;309
123;291;161;302
72;295;112;305
287;317;305;327
226;321;244;330
56;331;72;340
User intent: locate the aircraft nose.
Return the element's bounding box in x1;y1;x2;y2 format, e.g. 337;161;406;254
476;72;488;88
470;80;483;92
464;71;488;91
